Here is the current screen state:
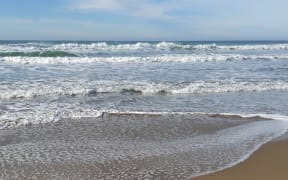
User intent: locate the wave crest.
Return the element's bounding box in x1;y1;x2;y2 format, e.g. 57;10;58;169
1;54;288;64
1;42;288;54
1;80;288;100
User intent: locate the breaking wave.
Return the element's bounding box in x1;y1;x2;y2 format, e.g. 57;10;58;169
1;42;288;53
53;42;288;51
1;80;288;100
1;54;288;64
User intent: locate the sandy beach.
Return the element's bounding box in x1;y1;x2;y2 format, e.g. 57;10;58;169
193;138;288;180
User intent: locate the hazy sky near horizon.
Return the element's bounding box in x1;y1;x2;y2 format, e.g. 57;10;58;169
0;0;287;40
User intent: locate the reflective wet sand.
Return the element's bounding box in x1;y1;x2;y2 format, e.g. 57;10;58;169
0;113;283;179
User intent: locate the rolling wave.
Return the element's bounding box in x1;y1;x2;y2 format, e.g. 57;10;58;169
1;42;288;53
1;54;287;64
1;80;288;100
0;51;78;57
53;42;288;51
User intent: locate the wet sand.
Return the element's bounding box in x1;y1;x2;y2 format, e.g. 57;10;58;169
193;138;288;180
0;114;254;179
0;114;286;179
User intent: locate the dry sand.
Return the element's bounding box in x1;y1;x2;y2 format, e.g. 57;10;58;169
192;139;288;180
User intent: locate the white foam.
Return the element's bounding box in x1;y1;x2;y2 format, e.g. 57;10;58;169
0;107;105;129
248;114;288;122
50;42;288;51
1;54;288;64
0;82;89;99
1;42;288;53
1;80;288;100
1;105;287;130
171;81;288;94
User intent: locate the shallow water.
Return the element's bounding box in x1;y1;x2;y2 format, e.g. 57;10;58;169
0;113;287;179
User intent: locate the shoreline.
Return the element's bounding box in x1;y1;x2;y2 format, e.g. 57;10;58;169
192;136;288;180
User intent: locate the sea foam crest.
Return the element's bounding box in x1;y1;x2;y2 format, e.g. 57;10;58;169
1;54;288;64
0;108;106;129
47;42;288;52
1;42;288;53
51;42;288;51
1;80;288;100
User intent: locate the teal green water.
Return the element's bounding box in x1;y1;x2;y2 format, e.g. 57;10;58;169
0;51;78;57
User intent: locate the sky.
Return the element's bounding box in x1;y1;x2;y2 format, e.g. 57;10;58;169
0;0;287;41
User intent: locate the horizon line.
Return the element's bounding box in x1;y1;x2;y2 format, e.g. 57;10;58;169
1;39;288;42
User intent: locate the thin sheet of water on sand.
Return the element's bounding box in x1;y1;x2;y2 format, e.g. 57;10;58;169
0;113;286;179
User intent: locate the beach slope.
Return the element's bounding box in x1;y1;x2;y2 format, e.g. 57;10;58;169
193;140;288;180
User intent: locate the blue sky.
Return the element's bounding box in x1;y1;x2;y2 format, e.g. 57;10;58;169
0;0;287;40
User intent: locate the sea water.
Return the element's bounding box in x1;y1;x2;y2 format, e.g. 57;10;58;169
0;41;288;179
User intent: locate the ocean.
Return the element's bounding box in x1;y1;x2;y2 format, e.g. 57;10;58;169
0;40;288;179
